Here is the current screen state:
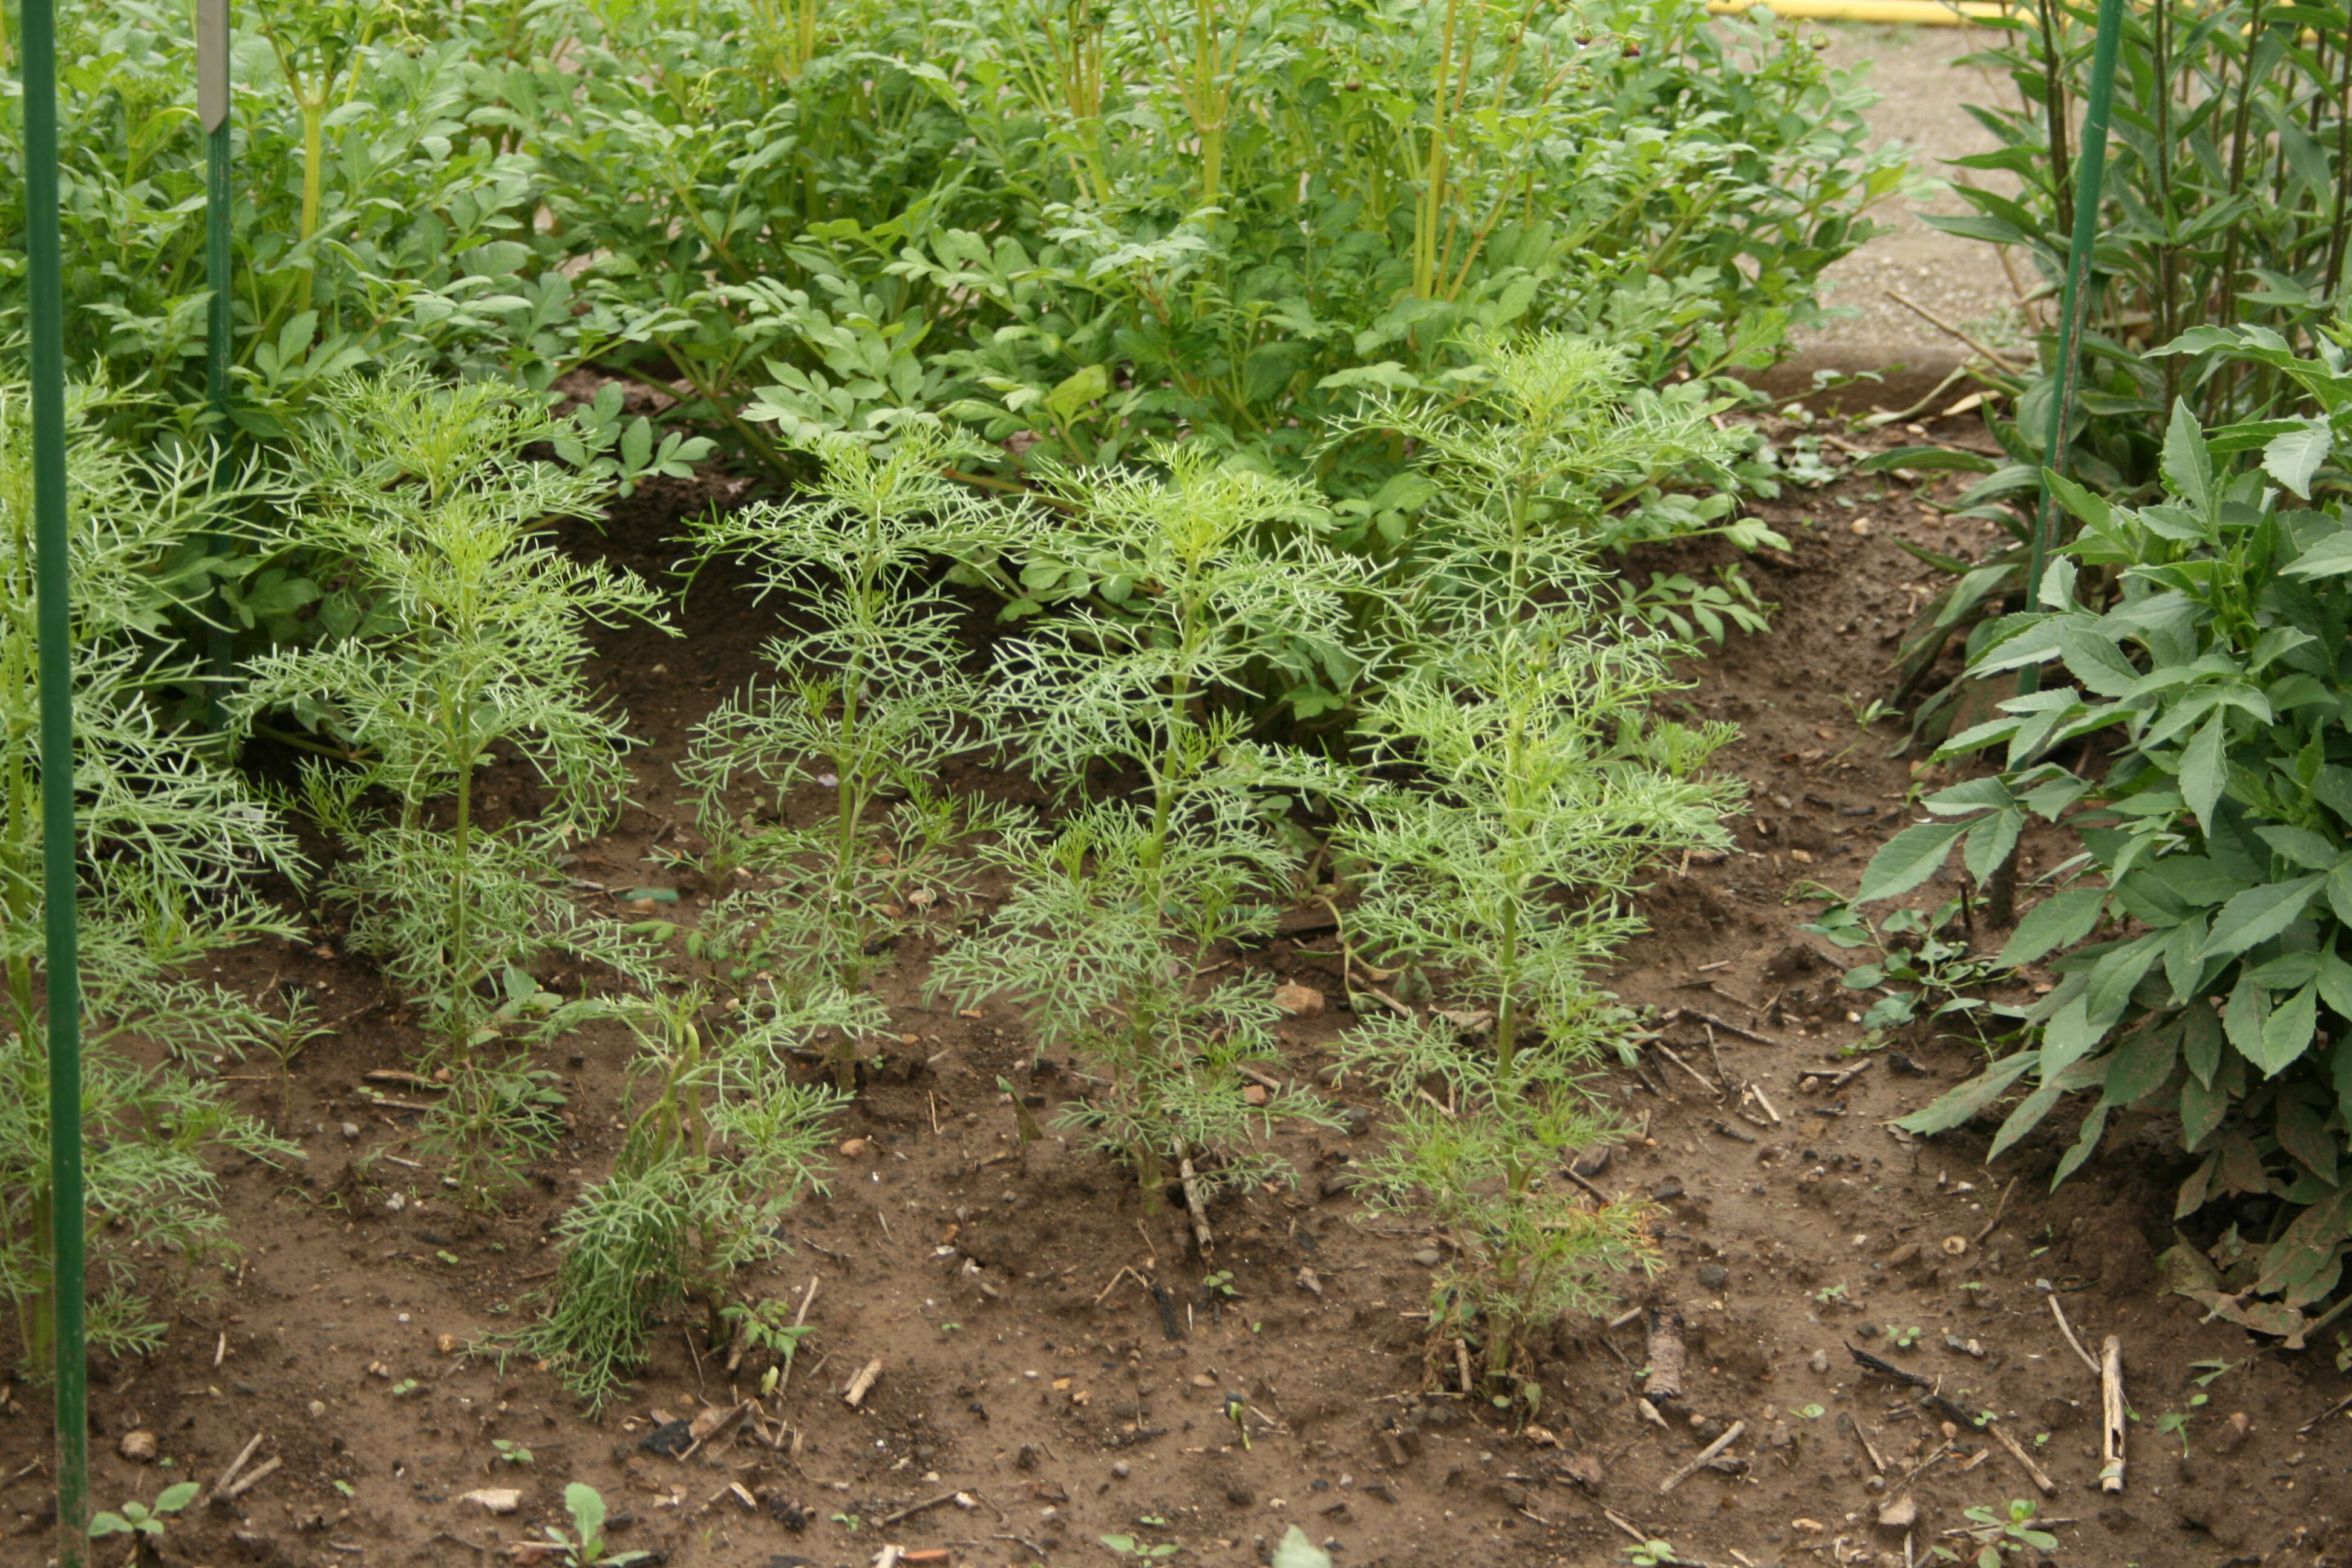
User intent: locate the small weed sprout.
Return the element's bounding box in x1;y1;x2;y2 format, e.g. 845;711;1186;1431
515;987;856;1409
258;986;333;1136
543;1482;650;1567
233;373;670;1194
491;1439;533;1467
1960;1499;2059;1566
88;1480;199;1547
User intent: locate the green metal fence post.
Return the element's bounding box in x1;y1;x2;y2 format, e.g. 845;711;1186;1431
19;0;93;1561
200;0;234;707
2024;0;2128;622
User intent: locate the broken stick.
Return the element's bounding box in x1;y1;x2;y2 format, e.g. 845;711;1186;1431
2047;1294;2100;1376
1660;1007;1777;1047
2099;1336;2126;1493
1177;1157;1214;1257
843;1356;884;1408
1642;1309;1686;1406
1658;1420;1746;1494
1988;1420;2057;1497
223;1455;281;1501
209;1429;265;1500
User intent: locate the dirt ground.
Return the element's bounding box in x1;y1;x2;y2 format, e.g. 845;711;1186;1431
5;22;2349;1568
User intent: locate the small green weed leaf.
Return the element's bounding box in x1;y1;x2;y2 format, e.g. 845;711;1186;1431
154;1482;200;1514
1859;820;1970;903
1272;1526;1334;1568
564;1483;607;1552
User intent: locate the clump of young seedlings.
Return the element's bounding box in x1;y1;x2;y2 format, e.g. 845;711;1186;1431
0;387;299;1370
232;371;670;1197
934;448;1362;1235
514;986;861;1410
676;429;1029;1083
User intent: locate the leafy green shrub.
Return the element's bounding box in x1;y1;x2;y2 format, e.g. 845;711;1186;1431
231;373;669;1192
1890;0;2352;728
515;988;853;1411
1872;333;2352;1344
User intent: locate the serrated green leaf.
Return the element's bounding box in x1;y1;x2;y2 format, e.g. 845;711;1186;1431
2263;417;2334;497
2161;399;2216;519
2252;979;2321;1077
2198;874;2325;959
1858;820;1970;903
1998;887;2106;967
2284;528;2352;580
2179;714;2228;834
1893;1052;2036;1135
2181;1000;2223;1088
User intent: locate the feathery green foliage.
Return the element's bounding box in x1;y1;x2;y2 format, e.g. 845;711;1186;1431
515;987;854;1410
1336;613;1736;1379
678;431;1030;1079
935;451;1358;1218
233;373;669;1194
0;388;299;1373
1340;331;1760;647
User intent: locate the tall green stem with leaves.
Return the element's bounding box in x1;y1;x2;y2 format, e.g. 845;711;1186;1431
255;1;385;315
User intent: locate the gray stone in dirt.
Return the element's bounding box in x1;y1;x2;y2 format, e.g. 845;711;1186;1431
1808;1348;1829;1374
1570;1145;1610;1177
1856;1322;1881;1339
1696;1263;1730;1291
1651;1178;1684;1202
1876;1495;1919;1532
1225;1485;1255;1508
340;1122;361;1141
1410;1249;1443;1267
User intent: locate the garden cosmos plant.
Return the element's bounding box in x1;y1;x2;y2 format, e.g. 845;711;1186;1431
515;987;853;1410
675;427;1030;1083
232;372;671;1197
933;448;1360;1224
0;388;298;1371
